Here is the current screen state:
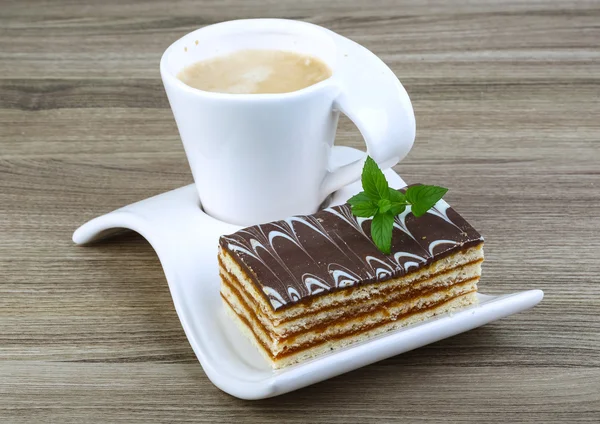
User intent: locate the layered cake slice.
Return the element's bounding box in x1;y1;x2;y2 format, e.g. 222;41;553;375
218;189;484;368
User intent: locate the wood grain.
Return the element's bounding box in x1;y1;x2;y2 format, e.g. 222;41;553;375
1;0;599;422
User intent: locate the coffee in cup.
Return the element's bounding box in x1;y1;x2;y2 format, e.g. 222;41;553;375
177;49;332;94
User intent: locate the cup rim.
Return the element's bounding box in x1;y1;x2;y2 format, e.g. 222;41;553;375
159;18;339;101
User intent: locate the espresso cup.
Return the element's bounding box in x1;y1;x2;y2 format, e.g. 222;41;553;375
160;19;415;226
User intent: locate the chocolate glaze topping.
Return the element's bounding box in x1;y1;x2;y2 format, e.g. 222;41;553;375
219;186;483;311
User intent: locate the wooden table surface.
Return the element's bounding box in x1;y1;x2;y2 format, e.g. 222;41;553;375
1;0;599;422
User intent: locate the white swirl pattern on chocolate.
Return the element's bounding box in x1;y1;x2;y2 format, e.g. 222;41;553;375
328;264;361;288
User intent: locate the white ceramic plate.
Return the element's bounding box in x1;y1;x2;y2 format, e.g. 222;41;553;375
73;146;543;400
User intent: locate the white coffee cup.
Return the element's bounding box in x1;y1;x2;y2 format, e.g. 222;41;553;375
160;19;415;226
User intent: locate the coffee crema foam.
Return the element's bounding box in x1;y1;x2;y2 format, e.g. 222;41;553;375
177;49;332;94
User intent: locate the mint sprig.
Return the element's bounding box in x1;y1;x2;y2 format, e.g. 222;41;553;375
347;156;448;254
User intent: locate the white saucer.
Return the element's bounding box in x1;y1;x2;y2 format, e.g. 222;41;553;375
73;146;543;400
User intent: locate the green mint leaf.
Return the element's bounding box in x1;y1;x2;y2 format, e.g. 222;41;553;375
370;212;395;254
348;159;448;254
348;191;378;218
377;198;391;213
390;203;406;216
347;191;373;206
389;188;407;204
405;185;448;217
389;188;408;216
351;201;379;217
362;156;389;201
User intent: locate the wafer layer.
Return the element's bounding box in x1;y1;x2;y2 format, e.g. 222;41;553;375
224;290;478;368
219;245;483;337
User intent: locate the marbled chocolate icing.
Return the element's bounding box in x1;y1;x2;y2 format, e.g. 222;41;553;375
219;187;483;311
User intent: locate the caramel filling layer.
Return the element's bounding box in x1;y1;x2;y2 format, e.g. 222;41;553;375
222;268;477;344
221;267;478;340
222;291;476;360
219;253;482;325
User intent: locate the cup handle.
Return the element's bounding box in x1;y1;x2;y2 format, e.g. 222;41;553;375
320;34;416;199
